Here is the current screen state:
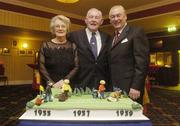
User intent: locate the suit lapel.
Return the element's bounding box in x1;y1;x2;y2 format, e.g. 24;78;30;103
80;29;92;51
98;32;106;57
111;25;130;49
80;29;96;59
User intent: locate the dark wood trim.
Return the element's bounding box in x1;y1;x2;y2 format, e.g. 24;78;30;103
127;2;180;20
147;29;180;39
104;2;180;25
0;2;85;25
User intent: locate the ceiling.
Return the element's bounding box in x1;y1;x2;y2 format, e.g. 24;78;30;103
1;0;180;33
17;0;165;17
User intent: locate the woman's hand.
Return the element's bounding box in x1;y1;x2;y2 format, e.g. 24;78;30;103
53;80;64;88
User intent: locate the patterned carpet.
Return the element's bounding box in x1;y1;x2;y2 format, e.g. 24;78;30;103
0;85;33;126
0;85;180;126
145;88;180;126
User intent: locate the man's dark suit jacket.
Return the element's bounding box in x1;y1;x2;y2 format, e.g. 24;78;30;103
68;29;112;90
110;25;149;103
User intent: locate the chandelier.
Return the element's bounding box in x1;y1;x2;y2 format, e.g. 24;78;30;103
56;0;79;3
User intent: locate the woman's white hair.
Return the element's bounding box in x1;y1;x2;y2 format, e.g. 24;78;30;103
50;15;71;34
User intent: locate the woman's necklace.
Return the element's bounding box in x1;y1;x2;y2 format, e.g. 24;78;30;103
52;38;67;44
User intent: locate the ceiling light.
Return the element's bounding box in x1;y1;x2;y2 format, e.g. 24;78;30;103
56;0;79;3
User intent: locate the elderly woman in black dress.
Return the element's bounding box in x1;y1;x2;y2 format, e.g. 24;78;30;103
39;15;78;88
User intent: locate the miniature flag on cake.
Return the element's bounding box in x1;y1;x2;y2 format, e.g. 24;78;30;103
32;70;40;90
143;76;151;114
39;85;44;92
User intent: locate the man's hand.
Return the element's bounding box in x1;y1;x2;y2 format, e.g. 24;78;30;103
129;88;140;100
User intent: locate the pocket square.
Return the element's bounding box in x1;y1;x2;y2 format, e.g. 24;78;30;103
121;38;128;43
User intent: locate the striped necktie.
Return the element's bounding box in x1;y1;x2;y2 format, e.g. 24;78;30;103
112;30;120;46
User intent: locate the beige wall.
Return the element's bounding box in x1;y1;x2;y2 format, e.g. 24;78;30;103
0;9;84;85
0;9;83;33
0;35;42;85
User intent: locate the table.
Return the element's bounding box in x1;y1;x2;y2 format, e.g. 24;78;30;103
17;120;152;126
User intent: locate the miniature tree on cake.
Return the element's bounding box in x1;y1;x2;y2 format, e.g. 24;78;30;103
85;87;92;94
80;87;85;95
73;88;82;96
122;91;128;98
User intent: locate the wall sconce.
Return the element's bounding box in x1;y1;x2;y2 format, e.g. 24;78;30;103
168;26;177;32
22;42;28;49
178;50;180;54
56;0;79;3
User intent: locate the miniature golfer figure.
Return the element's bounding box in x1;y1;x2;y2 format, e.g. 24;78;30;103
62;79;72;98
98;80;106;99
44;81;53;102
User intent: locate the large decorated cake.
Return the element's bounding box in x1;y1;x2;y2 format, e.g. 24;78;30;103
19;85;149;121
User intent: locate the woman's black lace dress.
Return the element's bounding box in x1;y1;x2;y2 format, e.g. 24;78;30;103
39;40;78;87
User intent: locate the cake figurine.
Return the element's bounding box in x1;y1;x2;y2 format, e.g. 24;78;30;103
59;92;68;102
107;88;122;102
35;96;44;106
62;79;72;95
59;79;72;101
98;80;106;99
44;81;53;102
92;88;98;98
39;85;45;97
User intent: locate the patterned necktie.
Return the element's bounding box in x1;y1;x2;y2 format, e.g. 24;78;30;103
90;32;97;59
112;30;120;46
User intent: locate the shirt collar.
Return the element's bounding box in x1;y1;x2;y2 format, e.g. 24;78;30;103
117;23;127;34
85;28;99;36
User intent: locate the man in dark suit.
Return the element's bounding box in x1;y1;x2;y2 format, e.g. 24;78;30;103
68;8;111;90
109;5;149;104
